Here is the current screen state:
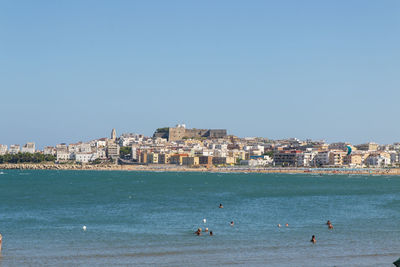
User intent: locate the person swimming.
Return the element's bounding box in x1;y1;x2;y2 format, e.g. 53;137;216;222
277;224;281;228
328;223;333;229
209;231;213;236
230;221;234;226
310;235;316;244
285;223;289;227
219;203;224;208
195;228;202;236
205;228;209;232
326;220;331;225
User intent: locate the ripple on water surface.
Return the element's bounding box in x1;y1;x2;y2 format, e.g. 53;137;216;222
0;170;400;266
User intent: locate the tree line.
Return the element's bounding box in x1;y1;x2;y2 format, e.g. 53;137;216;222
0;153;56;163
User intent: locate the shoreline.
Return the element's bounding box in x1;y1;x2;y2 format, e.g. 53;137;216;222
1;163;400;176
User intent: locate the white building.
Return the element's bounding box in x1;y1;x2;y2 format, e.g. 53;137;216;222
79;143;92;153
131;146;138;160
297;151;317;167
75;152;100;163
240;158;269;167
0;144;7;155
95;139;107;148
315;151;330;166
365;155;391;167
56;143;68;150
56;151;74;161
44;146;56;155
21;142;35;153
9;144;20;154
119;133;141;147
68;143;81;153
200;149;214;156
215;144;228;150
213;149;227;157
68;142;92;153
95;148;107;159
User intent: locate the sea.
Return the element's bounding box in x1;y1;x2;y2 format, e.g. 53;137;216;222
0;170;399;266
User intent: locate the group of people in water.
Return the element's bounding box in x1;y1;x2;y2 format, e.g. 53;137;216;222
310;220;334;244
195;203;334;244
277;223;289;228
195;227;213;236
194;203;228;236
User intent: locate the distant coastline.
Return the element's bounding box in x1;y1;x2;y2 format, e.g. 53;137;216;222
1;163;400;176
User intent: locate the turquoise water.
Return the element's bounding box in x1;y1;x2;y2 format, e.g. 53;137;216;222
0;170;399;266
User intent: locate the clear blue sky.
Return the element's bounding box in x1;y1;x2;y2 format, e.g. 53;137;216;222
1;0;399;148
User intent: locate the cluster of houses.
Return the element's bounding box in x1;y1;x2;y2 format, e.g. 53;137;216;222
1;126;400;168
127;135;400;168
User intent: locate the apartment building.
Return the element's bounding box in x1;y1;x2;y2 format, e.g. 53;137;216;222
182;156;200;166
44;146;56;155
170;154;189;165
273;150;302;167
158;153;171;164
0;144;7;155
328;151;347;166
9;144;20;154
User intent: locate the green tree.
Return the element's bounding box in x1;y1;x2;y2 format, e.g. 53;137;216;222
91;158;102;165
0;152;55;163
120;146;132;158
156;127;169;133
44;154;56;162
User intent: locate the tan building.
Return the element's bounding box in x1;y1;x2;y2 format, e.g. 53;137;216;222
139;151;148;163
212;156;236;165
228;150;247;161
343;153;363;166
106;142;120;162
170;154;189;165
111;128;117;141
328;151;347;166
154;124;227;141
168;126;187;141
226;156;235;165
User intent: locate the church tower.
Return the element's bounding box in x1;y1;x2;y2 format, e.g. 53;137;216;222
111;128;116;141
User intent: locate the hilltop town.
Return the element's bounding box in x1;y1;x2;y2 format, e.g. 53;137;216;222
1;124;400;171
